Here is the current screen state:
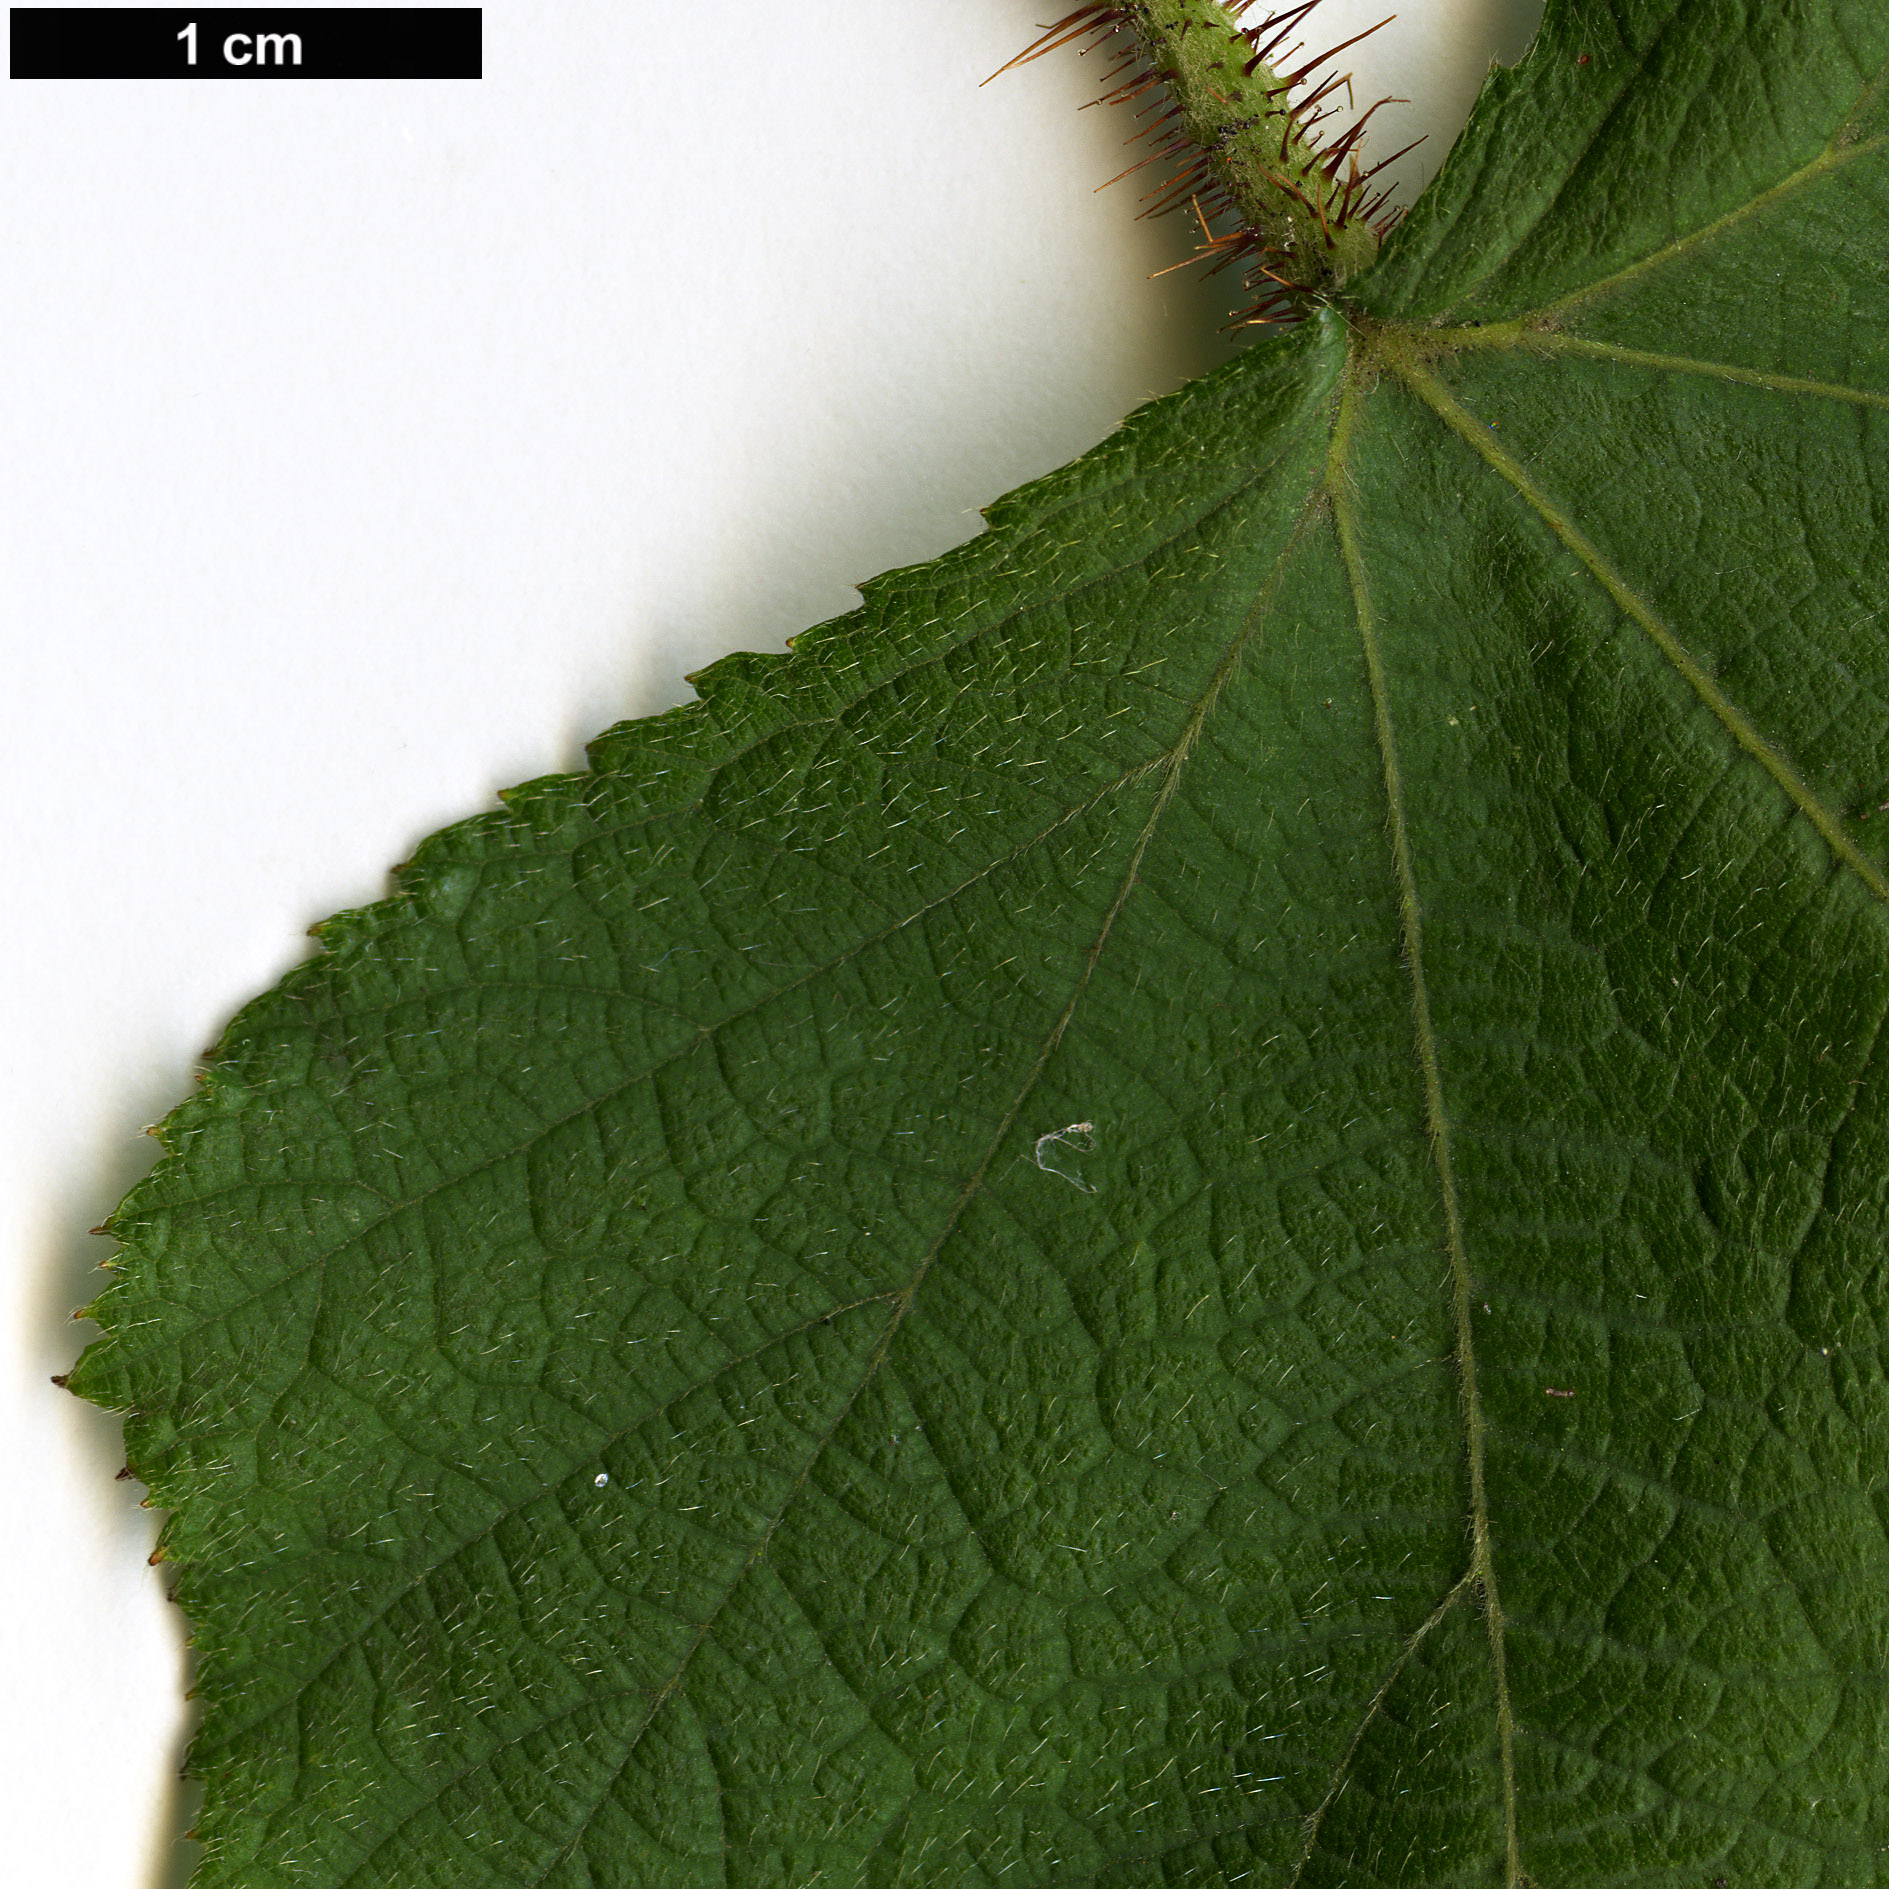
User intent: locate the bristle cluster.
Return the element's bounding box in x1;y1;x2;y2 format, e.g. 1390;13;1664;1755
993;0;1420;321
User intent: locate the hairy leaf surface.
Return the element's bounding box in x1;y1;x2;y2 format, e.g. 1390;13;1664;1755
72;3;1889;1883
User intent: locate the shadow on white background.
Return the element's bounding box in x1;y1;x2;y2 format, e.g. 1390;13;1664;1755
1;2;1542;1880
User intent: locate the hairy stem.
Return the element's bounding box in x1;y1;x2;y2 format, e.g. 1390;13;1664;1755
1119;0;1381;287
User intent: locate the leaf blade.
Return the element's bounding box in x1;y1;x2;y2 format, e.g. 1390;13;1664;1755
1362;0;1889;322
72;4;1889;1882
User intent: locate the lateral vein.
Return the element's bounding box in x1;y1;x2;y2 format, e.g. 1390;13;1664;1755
1286;1569;1478;1889
1522;133;1887;325
1391;355;1889;912
1326;367;1522;1887
506;464;1336;1889
1437;327;1889;411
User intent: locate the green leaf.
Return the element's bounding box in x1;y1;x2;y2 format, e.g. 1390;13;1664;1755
71;2;1889;1883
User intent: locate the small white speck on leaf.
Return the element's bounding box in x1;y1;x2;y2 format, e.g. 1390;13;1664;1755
593;1472;609;1488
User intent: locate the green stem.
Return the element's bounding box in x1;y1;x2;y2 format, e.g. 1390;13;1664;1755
1119;0;1380;289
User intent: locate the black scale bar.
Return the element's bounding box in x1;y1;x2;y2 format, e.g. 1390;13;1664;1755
11;8;481;78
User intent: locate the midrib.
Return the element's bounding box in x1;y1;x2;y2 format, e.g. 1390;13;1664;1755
1323;366;1524;1886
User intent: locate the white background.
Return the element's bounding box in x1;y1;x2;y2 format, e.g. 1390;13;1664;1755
1;2;1542;1879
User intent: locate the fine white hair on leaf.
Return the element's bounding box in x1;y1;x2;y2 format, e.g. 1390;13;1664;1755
1034;1121;1098;1192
